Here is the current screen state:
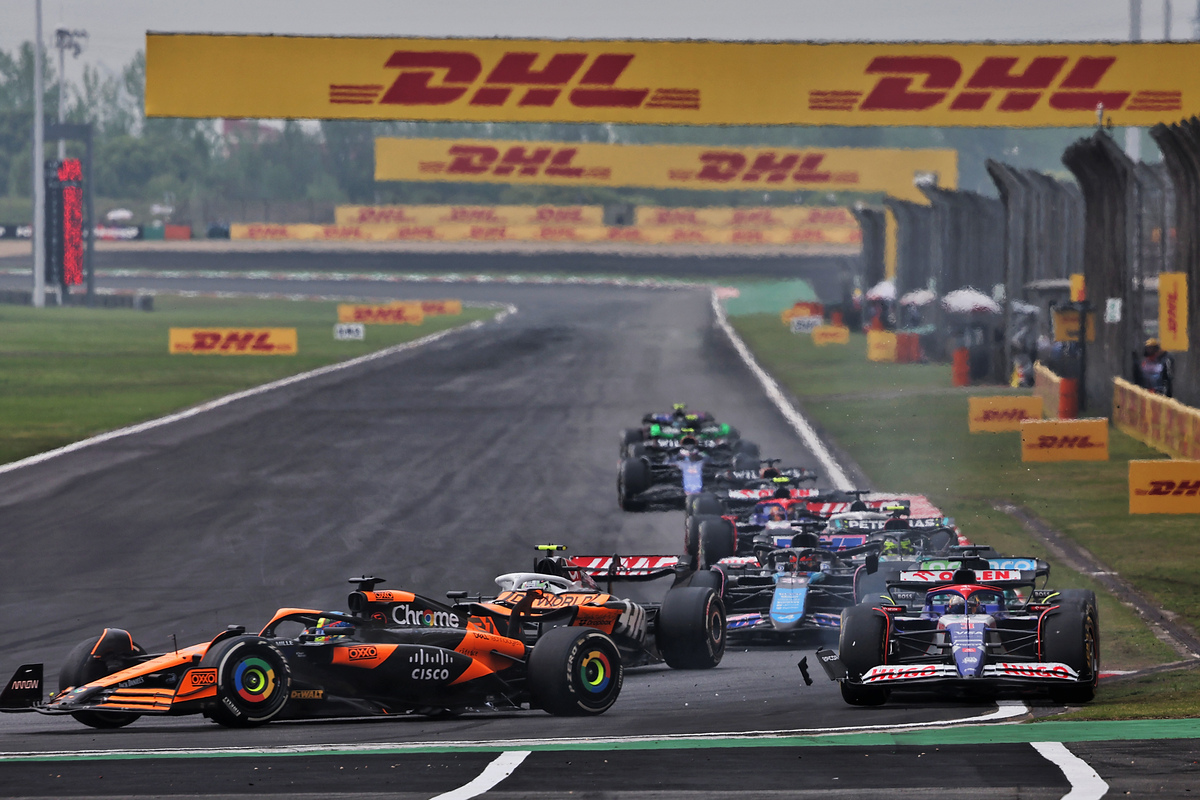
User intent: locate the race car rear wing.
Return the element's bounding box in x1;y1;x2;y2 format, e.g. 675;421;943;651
563;555;681;581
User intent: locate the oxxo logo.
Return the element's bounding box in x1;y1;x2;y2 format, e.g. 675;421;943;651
1032;435;1102;449
419;144;611;180
1136;480;1200;497
347;645;379;661
332;51;699;111
812;55;1181;114
188;670;216;686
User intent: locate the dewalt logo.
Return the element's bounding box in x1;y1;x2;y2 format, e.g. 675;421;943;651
814;55;1180;115
331;51;699;113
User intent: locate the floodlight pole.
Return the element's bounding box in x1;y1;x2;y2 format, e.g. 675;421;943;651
53;27;87;159
1126;0;1143;162
32;0;45;308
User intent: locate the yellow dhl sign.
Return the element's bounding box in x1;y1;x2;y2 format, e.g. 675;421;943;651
866;330;898;362
336;204;604;226
169;328;297;355
1130;459;1200;514
147;35;1200;128
1159;272;1188;352
374;139;957;203
337;303;425;325
811;325;851;346
968;396;1044;432
1020;418;1109;462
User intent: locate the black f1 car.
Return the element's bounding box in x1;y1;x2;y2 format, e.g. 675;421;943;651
0;577;631;729
817;557;1099;705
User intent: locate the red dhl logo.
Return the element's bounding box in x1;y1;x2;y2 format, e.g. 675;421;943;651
350;306;421;323
188;331;286;353
1030;434;1103;449
1165;284;1181;337
331;51;699;111
812;55;1180;113
420;145;611;181
1134;479;1200;497
670;151;858;185
974;408;1033;422
349;208;418;224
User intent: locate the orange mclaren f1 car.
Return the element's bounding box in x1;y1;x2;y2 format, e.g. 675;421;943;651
0;576;631;729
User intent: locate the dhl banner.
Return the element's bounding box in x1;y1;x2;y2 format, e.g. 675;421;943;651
812;325;851;346
337;302;425;325
1130;459;1200;514
1069;274;1086;303
229;223;861;246
336;204;604;226
374;139;957;203
635;206;861;228
169;328;297;355
1159;272;1189;351
1113;377;1200;459
968;395;1044;433
148;35;1200;128
866;330;898;362
1052;309;1096;343
1020;418;1109;462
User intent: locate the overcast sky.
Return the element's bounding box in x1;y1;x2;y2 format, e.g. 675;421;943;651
0;0;1193;85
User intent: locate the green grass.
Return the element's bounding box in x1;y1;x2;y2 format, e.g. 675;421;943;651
1055;667;1200;720
0;296;494;466
731;313;1182;673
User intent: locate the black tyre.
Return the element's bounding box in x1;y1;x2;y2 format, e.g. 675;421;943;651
731;454;758;471
657;586;726;669
734;440;760;458
618;458;650;511
628;443;647;459
690;493;725;517
838;605;890;706
202;637;291;727
688;568;724;595
58;630;146;729
854;565;906;605
620;427;643;455
528;626;623;716
698;517;737;568
684;513;722;558
1043;599;1100;704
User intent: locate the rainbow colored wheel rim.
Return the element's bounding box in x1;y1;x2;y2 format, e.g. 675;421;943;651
233;657;277;704
579;650;612;694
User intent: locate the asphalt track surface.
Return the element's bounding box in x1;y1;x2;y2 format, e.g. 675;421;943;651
0;261;1193;797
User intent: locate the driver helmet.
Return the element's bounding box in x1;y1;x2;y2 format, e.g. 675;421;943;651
766;504;788;521
760;466;781;478
678;435;703;460
309;617;353;643
946;595;966;615
966;595;984;615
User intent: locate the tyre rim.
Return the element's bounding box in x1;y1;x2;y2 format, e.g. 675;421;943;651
579;649;613;694
234;656;278;704
709;608;725;646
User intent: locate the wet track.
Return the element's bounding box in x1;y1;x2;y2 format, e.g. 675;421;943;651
0;261;1192;797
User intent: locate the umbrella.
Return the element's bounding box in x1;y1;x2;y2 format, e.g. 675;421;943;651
105;208;133;222
899;288;937;307
865;280;896;301
942;287;1002;315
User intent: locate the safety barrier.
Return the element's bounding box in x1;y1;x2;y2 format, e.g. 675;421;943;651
1033;363;1079;419
230;223;860;246
1112;377;1200;459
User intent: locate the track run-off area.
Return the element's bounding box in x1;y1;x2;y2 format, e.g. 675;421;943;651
0;260;1195;798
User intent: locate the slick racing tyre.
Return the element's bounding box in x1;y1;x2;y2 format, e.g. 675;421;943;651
731;454;758;471
688;493;725;518
202;636;291;727
685;513;723;559
733;440;760;459
698;517;737;568
688;568;724;596
1043;596;1100;704
528;626;623;716
657;587;726;669
620;427;644;456
838;606;890;706
618;458;650;511
59;629;147;729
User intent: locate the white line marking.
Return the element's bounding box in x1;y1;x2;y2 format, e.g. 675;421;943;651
1031;741;1109;799
0;701;1027;762
430;750;530;800
0;304;517;477
710;291;853;490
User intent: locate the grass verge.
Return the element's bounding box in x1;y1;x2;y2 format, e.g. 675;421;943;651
0;296;495;466
729;313;1187;686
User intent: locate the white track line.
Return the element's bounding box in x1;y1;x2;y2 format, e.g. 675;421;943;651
0;304;516;477
1030;742;1110;799
430;750;530;800
710;291;853;490
0;701;1028;762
